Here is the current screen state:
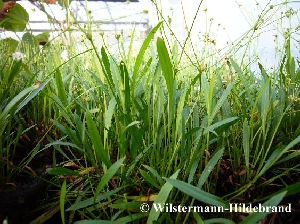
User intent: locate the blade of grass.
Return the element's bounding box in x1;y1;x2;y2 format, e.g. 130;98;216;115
239;191;286;224
147;169;180;224
94;157;125;198
156;37;174;110
86;112;111;167
67;187;124;211
197;149;224;189
60;179;67;224
133;22;162;78
164;178;229;208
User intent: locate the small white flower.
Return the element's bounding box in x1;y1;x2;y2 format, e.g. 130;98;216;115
61;49;69;61
11;52;25;62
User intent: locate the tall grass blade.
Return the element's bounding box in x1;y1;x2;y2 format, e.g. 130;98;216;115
94;157;125;198
210;81;235;124
197;149;224;189
101;46;115;94
119;61;131;113
156;37;174;108
74;213;148;224
147;170;180;224
55;69;68;107
86;112;112;167
139;168;160;190
15;78;51;114
133;22;162;78
239;191;286;224
243;120;250;170
204;218;235;224
0;86;35;120
60;179;67;224
257;134;300;178
165;178;229;208
67;187;123;211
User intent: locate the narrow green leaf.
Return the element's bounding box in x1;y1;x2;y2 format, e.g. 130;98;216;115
254;182;300;203
101;46;115;93
0;86;35;120
126;144;152;177
204;218;235;224
243;120;250;170
258;135;300;177
94;157;125;197
47;167;80;176
204;117;239;135
120;61;131;113
165;178;229;208
139;169;160;190
192;212;204;224
67;187;123;211
240;191;286;224
105;97;117;130
15;78;51;114
7;60;22;87
86;112;112;167
55;69;68;107
156;37;174;104
147;170;180;224
142;165;164;186
197;149;224;189
60;180;67;224
133;22;162;76
210;81;235;123
74;213;148;224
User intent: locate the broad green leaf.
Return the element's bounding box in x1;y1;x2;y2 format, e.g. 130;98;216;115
35;32;50;45
22;32;38;48
240;191;286;224
0;3;29;31
0;38;18;55
147;170;180;224
165;178;229;208
86;112;111;167
94;157;125;198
